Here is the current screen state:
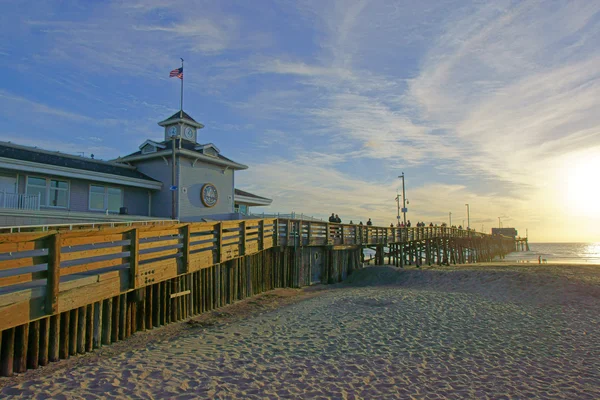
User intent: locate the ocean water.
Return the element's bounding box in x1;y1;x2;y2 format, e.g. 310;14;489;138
363;243;600;265
504;242;600;265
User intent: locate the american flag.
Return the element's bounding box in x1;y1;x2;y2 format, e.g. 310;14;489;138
169;67;183;79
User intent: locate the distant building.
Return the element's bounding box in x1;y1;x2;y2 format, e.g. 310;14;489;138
0;110;271;227
491;227;518;238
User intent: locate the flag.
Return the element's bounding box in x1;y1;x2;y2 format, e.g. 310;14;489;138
169;67;183;79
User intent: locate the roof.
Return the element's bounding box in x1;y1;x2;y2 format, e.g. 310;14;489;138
117;139;248;170
162;111;198;124
235;188;271;201
157;110;204;129
0;142;159;182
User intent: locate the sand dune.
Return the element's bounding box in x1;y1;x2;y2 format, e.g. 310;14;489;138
1;264;599;399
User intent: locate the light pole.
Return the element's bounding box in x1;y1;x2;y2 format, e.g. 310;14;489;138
498;216;501;228
395;192;401;225
398;173;407;224
449;211;452;226
465;203;470;229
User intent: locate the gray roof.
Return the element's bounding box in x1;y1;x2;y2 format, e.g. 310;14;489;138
235;188;271;201
0;142;159;182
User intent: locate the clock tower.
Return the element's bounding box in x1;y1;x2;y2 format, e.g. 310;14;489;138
158;111;205;143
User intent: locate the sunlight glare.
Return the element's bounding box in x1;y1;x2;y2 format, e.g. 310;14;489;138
564;155;600;217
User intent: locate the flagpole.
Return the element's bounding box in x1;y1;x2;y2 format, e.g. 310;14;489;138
180;58;184;118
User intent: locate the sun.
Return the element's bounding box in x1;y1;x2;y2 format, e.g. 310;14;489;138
563;154;600;217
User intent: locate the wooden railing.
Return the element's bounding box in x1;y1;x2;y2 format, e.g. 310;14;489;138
276;219;488;247
0;218;497;332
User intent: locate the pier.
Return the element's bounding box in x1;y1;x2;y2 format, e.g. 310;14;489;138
0;218;514;377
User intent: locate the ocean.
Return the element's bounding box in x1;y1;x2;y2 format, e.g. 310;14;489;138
363;242;600;265
504;242;600;265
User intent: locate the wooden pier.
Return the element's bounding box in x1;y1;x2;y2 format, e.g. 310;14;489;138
0;218;514;376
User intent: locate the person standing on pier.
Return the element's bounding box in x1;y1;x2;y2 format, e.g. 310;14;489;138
335;214;342;223
329;213;336;223
367;218;373;226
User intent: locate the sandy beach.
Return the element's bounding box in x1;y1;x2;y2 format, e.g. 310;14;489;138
1;263;599;399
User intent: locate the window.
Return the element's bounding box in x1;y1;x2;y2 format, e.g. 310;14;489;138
141;144;156;154
89;185;122;212
26;176;69;208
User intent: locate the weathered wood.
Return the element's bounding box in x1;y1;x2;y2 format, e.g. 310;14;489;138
69;309;78;356
39;317;50;366
14;324;29;372
85;304;93;352
102;298;112;345
27;320;40;369
119;294;127;340
49;314;60;362
47;233;61;315
59;311;70;359
0;327;15;376
111;295;119;343
93;302;102;349
129;228;139;290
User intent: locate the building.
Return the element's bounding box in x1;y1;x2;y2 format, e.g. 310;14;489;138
0;110;271;227
491;227;518;238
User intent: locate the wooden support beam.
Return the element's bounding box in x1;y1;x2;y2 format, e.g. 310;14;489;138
47;233;61;315
93;302;103;349
49;314;60;362
39;317;50;366
1;327;15;376
129;228;139;289
181;224;191;274
27;320;40;369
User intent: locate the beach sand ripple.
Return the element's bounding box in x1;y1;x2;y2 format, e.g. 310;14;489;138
1;265;598;399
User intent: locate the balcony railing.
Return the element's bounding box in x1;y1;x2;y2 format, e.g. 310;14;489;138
0;191;41;211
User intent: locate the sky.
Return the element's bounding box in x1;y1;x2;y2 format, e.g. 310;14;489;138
0;0;599;242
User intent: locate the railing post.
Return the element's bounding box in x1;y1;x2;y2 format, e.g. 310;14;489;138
128;228;139;288
180;224;190;274
260;220;265;250
47;233;61;315
217;222;223;264
327;223;332;245
274;219;279;247
307;221;312;246
240;220;246;256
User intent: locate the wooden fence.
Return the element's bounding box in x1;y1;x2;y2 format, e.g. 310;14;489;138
0;218;509;376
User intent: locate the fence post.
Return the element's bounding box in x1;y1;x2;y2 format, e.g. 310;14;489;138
129;228;139;289
181;224;190;274
307;221;312;246
260;220;265;251
274;219;279;247
240;220;246;256
327;223;332;245
217;222;223;264
47;233;61;315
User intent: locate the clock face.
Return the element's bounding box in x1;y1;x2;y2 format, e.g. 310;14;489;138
184;127;194;139
201;183;218;207
168;126;178;137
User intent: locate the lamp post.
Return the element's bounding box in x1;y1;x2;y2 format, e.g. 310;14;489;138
449;211;452;226
465;203;470;229
498;216;501;228
395;192;401;225
398;172;407;224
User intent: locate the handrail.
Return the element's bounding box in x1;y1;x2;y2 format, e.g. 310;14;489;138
0;217;514;332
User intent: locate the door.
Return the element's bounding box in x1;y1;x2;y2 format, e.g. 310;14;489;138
0;174;17;208
311;248;324;284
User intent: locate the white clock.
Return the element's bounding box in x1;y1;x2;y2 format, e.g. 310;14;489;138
168;126;178;137
184;127;194;140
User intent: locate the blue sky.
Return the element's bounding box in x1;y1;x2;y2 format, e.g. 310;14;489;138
1;0;599;241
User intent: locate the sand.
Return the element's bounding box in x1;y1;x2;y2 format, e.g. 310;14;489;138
1;264;599;399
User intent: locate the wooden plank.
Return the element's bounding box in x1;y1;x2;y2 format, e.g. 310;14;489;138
221;236;240;246
27;320;40;369
61;245;129;262
189;223;218;234
217;223;223;264
61;233;127;248
129;228;139;289
189;241;216;251
138;228;181;239
221;221;242;230
189;251;214;272
0;270;47;288
240;220;246;256
139;238;180;250
0;239;47;253
138;248;179;262
170;290;191;299
136;258;178;287
0;232;54;244
14;323;29;373
0;255;47;271
60;257;128;277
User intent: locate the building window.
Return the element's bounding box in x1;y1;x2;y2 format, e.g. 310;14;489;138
141;144;156;154
89;185;123;212
26;176;68;208
235;204;248;215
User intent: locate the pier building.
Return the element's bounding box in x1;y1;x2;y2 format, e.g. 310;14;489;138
0;111;271;227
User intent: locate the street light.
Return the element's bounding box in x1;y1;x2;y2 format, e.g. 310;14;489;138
394;192;401;224
498;216;501;228
465;203;470;229
449;211;452;226
398;173;407;224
